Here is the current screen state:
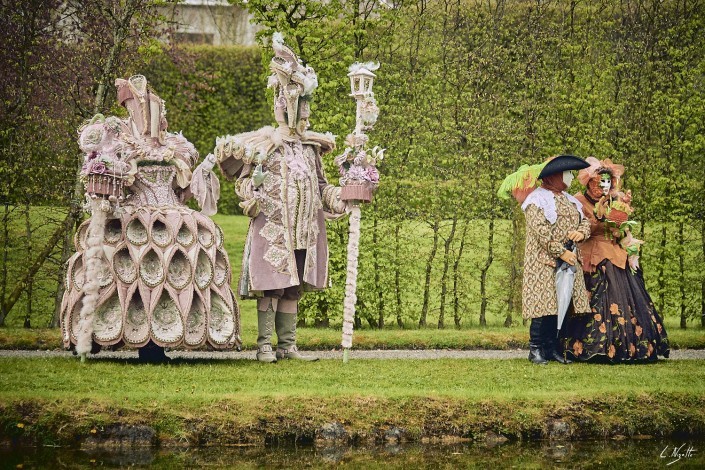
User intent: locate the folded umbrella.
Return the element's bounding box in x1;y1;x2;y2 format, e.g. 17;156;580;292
555;241;577;335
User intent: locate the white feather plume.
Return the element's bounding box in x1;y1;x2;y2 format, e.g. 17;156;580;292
272;32;284;48
348;61;380;73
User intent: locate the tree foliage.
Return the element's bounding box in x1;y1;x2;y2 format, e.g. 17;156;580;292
3;0;705;329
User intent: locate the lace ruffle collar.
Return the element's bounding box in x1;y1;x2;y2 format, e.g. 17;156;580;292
521;187;584;224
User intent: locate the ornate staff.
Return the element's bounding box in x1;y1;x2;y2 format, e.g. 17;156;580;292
75;114;127;362
336;62;383;363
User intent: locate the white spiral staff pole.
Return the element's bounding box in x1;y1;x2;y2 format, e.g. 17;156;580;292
340;63;380;363
341;203;360;362
76;197;112;362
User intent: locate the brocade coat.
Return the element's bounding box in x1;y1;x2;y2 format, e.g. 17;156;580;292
215;126;345;298
573;193;628;273
521;188;592;319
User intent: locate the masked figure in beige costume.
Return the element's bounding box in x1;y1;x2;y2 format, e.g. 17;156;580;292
215;34;347;362
61;75;240;362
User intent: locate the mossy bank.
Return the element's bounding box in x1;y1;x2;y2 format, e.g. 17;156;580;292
1;358;703;448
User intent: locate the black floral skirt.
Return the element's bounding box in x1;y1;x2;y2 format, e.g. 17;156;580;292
560;260;670;363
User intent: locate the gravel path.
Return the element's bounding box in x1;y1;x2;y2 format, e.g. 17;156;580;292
0;349;703;360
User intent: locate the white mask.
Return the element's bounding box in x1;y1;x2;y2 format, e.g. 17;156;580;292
599;175;611;195
562;170;574;187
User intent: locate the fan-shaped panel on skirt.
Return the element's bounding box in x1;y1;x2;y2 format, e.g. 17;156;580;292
70;255;86;292
215;224;224;249
150;215;173;248
139;248;165;288
197;220;214;248
126;217;148;246
194;248;214;290
213;247;230;288
123;285;150;346
208;288;235;347
185;291;207;347
74;220;89;251
61;290;82;346
104;218;122;245
166;248;192;290
96;255;114;288
92;286;122;343
150;287;184;345
176;221;195;248
113;244;138;284
69;296;83;343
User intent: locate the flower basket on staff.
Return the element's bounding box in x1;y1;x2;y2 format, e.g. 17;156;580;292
336;62;383;363
78;114;130;201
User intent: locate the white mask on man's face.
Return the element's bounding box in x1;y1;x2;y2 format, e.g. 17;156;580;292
562;170;574;188
599;176;611;195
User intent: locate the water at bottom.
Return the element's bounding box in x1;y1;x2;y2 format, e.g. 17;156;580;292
2;439;703;469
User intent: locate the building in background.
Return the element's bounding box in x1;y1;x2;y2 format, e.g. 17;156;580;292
163;0;258;46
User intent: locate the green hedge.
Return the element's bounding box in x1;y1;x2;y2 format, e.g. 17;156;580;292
144;45;272;214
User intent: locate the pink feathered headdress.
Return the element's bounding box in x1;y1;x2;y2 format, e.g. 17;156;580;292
577;157;625;189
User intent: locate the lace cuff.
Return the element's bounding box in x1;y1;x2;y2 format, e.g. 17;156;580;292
322;185;346;214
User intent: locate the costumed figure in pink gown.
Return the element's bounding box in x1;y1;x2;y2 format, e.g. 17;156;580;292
61;75;240;362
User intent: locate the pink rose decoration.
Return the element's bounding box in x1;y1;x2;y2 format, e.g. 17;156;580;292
346;165;367;181
366;166;379;184
91;161;107;175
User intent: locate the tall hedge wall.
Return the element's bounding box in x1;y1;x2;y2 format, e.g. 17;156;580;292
144;45;271;214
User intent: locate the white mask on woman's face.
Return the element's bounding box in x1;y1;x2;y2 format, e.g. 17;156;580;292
599;175;611;195
562;170;574;187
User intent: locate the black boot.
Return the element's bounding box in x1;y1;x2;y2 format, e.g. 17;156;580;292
543;316;572;364
528;318;548;365
138;341;171;364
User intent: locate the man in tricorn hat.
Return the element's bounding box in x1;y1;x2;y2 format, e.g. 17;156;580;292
522;155;592;364
499;155;592;364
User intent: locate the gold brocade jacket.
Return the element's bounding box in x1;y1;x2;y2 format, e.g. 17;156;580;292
521;188;592;319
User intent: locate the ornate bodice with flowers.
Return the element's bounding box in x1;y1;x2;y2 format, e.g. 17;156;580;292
128;164;181;208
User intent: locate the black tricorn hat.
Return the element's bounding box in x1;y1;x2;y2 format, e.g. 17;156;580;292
538;154;590;179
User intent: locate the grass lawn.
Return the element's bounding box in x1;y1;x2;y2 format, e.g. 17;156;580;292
1;357;703;445
1;315;703;350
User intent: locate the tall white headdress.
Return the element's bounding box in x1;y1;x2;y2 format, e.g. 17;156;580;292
268;33;318;130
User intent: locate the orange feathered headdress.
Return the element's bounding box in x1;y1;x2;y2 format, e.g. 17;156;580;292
577;157;625;190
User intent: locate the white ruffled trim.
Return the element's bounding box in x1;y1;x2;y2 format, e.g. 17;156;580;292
191;154;220;216
564;192;584;218
522;187;584;224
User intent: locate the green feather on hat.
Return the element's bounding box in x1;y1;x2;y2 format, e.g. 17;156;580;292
497;162;547;203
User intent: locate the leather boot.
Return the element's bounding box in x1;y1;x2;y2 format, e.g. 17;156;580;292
275;310;318;361
528;318;548;365
543;315;572;364
546;336;573;364
256;307;277;363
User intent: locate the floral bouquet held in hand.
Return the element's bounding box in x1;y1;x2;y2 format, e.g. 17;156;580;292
595;188;643;272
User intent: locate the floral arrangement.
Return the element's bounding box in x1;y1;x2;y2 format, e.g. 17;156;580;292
603;198;633;225
334;133;383;191
78;114;130;197
595;190;643;272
